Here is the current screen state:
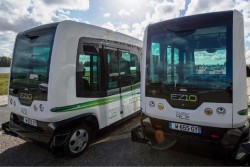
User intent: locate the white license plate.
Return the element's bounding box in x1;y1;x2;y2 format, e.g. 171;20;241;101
23;117;37;127
169;122;201;134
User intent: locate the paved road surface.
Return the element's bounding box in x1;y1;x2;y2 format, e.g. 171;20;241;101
0;132;228;166
0;106;10;129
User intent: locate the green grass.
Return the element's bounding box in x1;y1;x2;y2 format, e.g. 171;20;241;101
0;74;9;95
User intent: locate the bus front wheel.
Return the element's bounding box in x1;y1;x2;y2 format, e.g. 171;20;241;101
66;124;90;157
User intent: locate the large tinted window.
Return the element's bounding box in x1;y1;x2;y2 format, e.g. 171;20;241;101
147;26;231;91
10;33;54;88
9;30;55;104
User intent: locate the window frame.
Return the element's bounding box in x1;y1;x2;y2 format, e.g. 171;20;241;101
76;38;104;97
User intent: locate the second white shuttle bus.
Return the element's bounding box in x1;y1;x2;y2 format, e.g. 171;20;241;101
132;10;250;161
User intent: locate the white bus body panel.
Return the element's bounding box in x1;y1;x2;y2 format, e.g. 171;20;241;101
232;10;248;128
145;97;232;128
141;26;149;114
8;96;50;120
49;21;141;128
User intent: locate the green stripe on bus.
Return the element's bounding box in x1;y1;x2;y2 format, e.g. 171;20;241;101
238;109;248;116
50;90;138;113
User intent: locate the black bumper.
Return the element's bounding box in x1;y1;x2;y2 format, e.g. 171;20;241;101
131;116;250;164
131;114;250;148
6;113;71;152
9;112;54;144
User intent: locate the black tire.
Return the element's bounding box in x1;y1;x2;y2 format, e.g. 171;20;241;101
66;124;91;158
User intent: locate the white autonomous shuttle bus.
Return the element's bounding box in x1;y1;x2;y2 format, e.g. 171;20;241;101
131;10;250;160
3;21;142;157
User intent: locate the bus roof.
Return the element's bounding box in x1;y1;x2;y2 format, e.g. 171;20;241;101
18;20;142;48
147;10;235;33
57;20;142;48
18;22;59;36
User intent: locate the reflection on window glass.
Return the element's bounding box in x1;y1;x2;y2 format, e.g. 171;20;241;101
107;49;119;91
10;33;54;88
147;26;231;90
76;44;100;97
106;48;140;95
130;54;140;84
93;56;98;84
78;54;91;84
150;43;160;83
120;51;132;89
32;47;51;75
120;52;131;76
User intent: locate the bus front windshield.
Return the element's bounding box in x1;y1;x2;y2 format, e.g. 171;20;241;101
146;26;232;92
10;32;54;90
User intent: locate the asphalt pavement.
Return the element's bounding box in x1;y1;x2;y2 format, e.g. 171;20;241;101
0;106;10;129
0;132;227;166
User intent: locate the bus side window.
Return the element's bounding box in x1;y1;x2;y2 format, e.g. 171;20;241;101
76;54;91;96
76;44;101;97
106;48;120;96
120;51;132;88
130;54;140;84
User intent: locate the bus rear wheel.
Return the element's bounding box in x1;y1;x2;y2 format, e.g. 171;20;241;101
66;125;90;157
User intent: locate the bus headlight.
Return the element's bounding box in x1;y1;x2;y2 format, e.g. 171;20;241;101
216;107;226;116
158;103;164;110
204;108;213;116
39;104;44;112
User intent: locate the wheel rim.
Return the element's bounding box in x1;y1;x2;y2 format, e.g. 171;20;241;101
69;129;88;154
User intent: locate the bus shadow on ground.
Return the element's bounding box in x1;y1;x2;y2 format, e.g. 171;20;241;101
0;134;228;166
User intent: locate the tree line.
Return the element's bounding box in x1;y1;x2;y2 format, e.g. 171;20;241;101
0;56;12;67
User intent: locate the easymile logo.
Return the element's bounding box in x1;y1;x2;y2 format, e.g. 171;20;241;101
176;111;190;120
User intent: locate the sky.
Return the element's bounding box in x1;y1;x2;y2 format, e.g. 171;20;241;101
1;0;250;63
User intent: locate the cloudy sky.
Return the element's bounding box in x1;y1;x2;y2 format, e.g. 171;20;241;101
1;0;250;63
